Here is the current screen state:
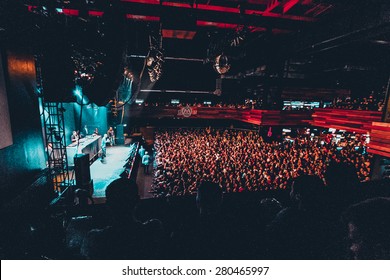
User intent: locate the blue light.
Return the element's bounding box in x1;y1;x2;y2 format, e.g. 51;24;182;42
73;86;82;97
73;86;90;105
55;8;63;13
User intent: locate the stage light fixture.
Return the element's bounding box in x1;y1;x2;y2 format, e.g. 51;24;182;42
146;57;155;67
123;67;134;81
230;25;248;47
146;48;164;82
213;54;230;75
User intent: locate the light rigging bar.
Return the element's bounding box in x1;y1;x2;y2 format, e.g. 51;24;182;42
127;55;205;62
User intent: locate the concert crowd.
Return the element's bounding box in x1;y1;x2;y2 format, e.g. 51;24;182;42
152;129;372;197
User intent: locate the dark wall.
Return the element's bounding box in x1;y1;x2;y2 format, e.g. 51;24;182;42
0;51;13;149
0;51;46;205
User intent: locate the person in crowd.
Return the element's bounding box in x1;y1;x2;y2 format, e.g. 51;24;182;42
331;95;384;111
264;175;334;259
171;181;233;259
195;181;228;256
101;134;107;160
324;161;362;218
81;178;163;259
196;180;223;216
107;127;115;146
341;197;390;259
259;198;283;225
142;151;150;175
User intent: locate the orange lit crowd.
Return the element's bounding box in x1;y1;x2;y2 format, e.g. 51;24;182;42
152;129;372;196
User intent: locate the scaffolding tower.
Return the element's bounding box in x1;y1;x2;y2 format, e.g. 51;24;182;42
36;58;74;194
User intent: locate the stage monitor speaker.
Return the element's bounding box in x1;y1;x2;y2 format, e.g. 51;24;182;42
116;124;125;145
74;153;91;187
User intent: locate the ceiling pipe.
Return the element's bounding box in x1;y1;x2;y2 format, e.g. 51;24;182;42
298;22;390;54
127;54;204;62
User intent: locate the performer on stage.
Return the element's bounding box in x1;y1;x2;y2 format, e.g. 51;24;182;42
142;151;150;175
71;130;80;143
93;128;99;136
84;125;89;136
107;126;115;146
139;145;145;158
101;134;108;159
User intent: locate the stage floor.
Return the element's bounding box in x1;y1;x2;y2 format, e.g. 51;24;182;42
90;145;129;199
90;145;154;201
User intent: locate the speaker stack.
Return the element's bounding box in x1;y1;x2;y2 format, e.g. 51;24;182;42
74;154;93;200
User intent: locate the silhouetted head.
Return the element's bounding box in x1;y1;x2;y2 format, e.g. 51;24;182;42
290;175;325;210
196;181;223;215
259;197;283;223
105;178;139;218
325;161;359;189
342;197;390;259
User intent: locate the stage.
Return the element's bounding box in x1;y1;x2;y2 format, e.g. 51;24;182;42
90;145;154;201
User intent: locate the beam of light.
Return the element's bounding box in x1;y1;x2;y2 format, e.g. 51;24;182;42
283;0;299;14
73;85;90;105
73;85;82;98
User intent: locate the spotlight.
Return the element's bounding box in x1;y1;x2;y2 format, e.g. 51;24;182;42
72;50;104;87
213;55;230;75
146;48;164;82
146;57;155;67
123;67;134;81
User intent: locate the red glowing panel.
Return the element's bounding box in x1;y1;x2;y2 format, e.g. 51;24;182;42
264;11;317;22
162;2;192;8
162;29;196;40
249;26;267;32
197;4;240;14
89;11;104;17
27;5;37;12
265;0;280;13
245;9;317;22
121;0;159;4
247;0;269;3
283;0;299;14
160;2;240;13
126;14;160;21
196;21;238;29
62;9;79;16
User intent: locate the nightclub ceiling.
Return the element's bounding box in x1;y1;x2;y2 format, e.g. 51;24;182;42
1;1;390;104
